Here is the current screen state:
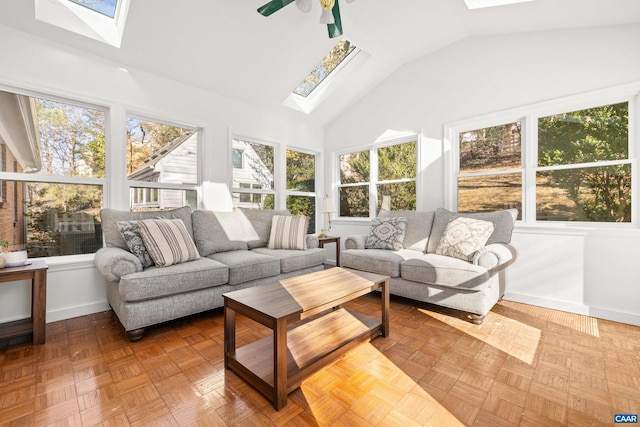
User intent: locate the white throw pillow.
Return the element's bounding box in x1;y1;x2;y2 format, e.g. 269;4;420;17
268;215;309;250
435;217;494;261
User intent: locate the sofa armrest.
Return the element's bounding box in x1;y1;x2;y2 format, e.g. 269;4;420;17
473;243;516;272
306;234;319;249
344;234;368;250
94;247;142;282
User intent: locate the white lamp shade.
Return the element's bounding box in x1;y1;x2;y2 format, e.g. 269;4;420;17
320;196;335;213
201;181;233;212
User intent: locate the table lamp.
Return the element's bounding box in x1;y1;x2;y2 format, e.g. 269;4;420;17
318;194;335;238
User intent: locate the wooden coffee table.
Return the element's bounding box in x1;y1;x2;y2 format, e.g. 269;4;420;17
223;267;389;410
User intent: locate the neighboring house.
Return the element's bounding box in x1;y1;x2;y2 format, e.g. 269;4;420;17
232;139;273;209
128;132;198;210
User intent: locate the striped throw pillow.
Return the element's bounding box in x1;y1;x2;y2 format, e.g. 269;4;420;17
138;219;200;267
267;215;308;250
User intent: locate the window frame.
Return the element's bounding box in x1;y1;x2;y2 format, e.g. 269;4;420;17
125;112;202;212
285;146;319;233
445;84;639;227
230;135;279;210
0;84;108;257
35;0;131;48
336;135;419;219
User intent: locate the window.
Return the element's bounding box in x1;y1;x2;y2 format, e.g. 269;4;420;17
457;122;522;218
536;102;630;222
338;139;417;218
0;88;106;257
35;0;130;48
232;148;244;169
286;149;317;233
450;94;633;224
231;138;275;209
293;39;357;98
68;0;118;17
126;116;199;212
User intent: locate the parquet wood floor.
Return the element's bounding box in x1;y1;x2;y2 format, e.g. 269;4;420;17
1;295;639;426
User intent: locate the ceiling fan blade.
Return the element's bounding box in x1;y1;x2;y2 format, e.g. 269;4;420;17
326;0;343;38
257;0;295;17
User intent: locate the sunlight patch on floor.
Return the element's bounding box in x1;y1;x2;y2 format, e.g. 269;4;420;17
418;309;541;365
500;300;600;337
301;343;466;426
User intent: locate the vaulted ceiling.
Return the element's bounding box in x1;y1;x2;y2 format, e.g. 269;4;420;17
1;0;639;127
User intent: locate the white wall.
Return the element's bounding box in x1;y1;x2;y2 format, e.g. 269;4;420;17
326;24;640;326
0;24;325;324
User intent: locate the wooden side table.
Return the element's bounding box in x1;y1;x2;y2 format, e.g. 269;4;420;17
0;259;48;345
318;236;341;267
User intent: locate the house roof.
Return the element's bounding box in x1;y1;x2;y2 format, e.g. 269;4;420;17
0;91;42;172
0;1;639;127
127;131;195;180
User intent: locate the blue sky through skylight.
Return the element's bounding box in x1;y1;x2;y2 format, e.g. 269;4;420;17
68;0;118;18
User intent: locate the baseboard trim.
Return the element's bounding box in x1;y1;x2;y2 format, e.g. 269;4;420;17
46;301;110;323
503;292;640;326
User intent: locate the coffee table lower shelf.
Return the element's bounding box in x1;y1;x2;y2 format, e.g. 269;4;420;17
226;307;382;406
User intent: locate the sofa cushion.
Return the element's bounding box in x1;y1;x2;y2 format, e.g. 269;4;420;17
208;250;280;285
436;217;494;261
237;208;290;249
378;209;434;252
116;220;154;268
192;210;248;256
101;206;193;250
427;208;517;253
268;215;308;250
119;257;228;302
252;247;326;273
400;255;490;289
365;217;408;250
138;219;200;267
341;248;423;277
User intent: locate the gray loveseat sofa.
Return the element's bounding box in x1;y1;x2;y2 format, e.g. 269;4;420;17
94;206;326;341
341;208;517;324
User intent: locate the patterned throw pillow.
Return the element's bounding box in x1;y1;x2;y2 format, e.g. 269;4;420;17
116;220;154;268
137;219;200;267
268;215;309;250
435;217;495;261
365;217;408;250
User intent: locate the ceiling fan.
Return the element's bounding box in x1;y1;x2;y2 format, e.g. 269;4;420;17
257;0;356;39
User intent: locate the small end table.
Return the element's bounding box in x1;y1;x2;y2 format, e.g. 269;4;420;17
318;236;341;267
0;259;48;345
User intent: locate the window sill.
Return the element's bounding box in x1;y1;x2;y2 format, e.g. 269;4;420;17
37;253;96;272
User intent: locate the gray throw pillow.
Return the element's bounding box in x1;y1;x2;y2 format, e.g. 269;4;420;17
116;220;154;268
365;217;408;250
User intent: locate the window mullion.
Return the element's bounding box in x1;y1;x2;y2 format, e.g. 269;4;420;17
369;147;378;218
525;114;537;223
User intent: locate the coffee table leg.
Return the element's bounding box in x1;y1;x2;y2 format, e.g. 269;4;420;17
224;305;236;369
273;318;288;410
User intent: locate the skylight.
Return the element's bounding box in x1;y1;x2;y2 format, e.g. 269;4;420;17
293;39;357;98
68;0;118;18
35;0;130;48
464;0;533;9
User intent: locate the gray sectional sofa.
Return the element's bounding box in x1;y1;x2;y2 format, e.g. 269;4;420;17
341;208;517;324
94;206;326;341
